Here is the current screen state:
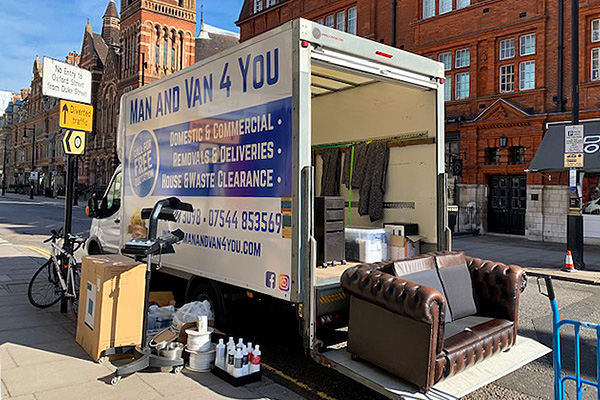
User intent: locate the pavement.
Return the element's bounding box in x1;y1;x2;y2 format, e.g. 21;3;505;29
0;240;309;400
454;234;600;285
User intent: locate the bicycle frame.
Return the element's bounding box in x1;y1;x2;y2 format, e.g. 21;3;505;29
541;276;600;400
49;239;78;299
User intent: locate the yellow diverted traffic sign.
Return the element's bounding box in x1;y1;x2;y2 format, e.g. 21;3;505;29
62;130;86;155
59;100;93;131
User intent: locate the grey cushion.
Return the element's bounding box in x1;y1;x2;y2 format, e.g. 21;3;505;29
436;259;478;321
402;269;452;323
392;255;436;276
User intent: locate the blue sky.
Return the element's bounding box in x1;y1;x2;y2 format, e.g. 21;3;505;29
0;0;243;92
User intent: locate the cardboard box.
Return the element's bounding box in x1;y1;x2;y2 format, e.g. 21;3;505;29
76;255;146;361
149;291;175;307
384;223;422;260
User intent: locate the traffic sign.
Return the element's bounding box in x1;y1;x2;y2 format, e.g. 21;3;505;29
565;125;584;153
42;57;92;104
59;100;93;132
29;171;38;181
62;130;86;155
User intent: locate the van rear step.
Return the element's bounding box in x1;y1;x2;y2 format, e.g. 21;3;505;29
316;336;550;400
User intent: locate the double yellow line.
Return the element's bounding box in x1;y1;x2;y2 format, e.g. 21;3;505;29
22;245;51;259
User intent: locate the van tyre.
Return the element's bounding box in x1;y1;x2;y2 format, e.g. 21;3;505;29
190;282;224;326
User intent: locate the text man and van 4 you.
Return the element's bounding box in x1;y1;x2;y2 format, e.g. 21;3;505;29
129;48;280;125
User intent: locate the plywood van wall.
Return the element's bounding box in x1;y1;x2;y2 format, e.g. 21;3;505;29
311;81;438;243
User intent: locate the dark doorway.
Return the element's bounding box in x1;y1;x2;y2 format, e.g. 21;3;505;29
488;175;526;235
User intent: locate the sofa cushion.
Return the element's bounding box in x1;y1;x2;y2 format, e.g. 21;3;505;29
442;317;513;354
402;268;452;323
392;255;436;276
435;253;478;320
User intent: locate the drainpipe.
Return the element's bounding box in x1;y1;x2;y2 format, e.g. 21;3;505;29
391;0;397;47
557;0;564;112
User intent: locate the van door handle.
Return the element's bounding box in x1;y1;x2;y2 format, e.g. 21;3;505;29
114;218;120;224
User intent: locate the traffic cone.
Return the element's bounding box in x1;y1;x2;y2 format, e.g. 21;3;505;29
563;250;575;272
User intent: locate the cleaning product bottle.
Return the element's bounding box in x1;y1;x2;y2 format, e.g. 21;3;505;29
226;342;235;374
241;345;249;376
236;338;244;351
249;344;261;374
233;348;243;378
227;336;235;348
216;338;226;369
246;342;253;365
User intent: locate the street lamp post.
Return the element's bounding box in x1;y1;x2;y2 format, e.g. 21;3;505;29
1;132;8;196
23;126;35;200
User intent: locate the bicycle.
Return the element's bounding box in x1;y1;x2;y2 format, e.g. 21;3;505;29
28;227;87;315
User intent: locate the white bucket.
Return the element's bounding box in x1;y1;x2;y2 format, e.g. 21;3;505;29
186;345;215;372
185;327;213;352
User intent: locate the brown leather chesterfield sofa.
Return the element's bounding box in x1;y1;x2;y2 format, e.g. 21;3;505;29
340;251;527;392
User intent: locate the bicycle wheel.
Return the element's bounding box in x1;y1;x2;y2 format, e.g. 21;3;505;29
28;259;63;308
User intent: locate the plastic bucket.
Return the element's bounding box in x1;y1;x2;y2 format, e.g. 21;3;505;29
186;345;215;372
185;327;213;351
160;342;184;360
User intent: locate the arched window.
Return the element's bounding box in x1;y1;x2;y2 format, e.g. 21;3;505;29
155;28;161;65
171;31;176;69
179;32;184;68
163;35;168;67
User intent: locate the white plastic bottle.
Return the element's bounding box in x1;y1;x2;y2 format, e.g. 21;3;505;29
233;348;243;378
226;343;235;374
227;336;235;348
236;338;244;351
246;342;254;366
249;344;261;374
241;346;249;376
215;338;226;369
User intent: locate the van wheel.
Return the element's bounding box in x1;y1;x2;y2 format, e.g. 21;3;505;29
190;282;224;326
88;241;102;255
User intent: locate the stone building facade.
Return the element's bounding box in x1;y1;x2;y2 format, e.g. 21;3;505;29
237;0;600;243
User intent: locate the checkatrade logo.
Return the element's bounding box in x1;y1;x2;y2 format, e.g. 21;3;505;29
265;271;276;289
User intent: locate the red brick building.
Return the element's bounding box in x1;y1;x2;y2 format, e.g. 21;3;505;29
237;0;600;243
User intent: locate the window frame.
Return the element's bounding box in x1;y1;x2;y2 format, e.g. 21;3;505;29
423;0;435;19
455;72;470;99
499;64;515;93
444;75;452;101
592;48;600;81
509;146;526;165
336;10;346;31
455;48;470;68
325;15;334;28
499;38;516;60
440;0;452;14
592;19;600;43
485;147;500;165
438;52;452;71
254;0;263;13
347;7;357;35
519;60;535;90
519;33;536;56
457;0;470;9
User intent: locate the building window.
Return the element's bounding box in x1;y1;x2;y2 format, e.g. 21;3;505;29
499;38;515;60
155;39;160;65
519;60;535;90
455;48;470;68
266;0;277;7
444;75;452;101
455;72;470;99
254;0;262;13
457;0;470;9
171;45;176;69
485;147;500;165
316;18;324;25
520;34;536;55
499;64;515;92
440;0;452;14
509;146;525;164
336;10;346;31
438;52;452;70
592;19;600;42
592;48;600;80
164;37;168;66
423;0;435;19
348;7;357;35
325;15;334;28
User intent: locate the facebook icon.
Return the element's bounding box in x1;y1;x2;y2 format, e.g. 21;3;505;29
265;271;276;289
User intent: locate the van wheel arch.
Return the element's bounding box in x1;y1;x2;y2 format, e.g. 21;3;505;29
87;240;103;255
186;278;226;325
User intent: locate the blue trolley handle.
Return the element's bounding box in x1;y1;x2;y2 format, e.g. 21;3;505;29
537;275;555;300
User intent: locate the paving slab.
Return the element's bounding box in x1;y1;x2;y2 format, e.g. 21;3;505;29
34;374;160;400
5;340;89;367
0;345;17;370
6;395;37;400
1;357;112;397
0;311;66;333
1;379;9;398
137;370;216;397
0;325;73;347
153;387;263;400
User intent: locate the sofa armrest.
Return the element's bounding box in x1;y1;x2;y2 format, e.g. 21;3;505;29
465;256;527;321
341;265;447;326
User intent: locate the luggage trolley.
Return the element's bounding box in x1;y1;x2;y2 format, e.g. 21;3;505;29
539;276;600;400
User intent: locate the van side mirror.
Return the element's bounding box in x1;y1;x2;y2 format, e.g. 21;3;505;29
87;193;99;218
